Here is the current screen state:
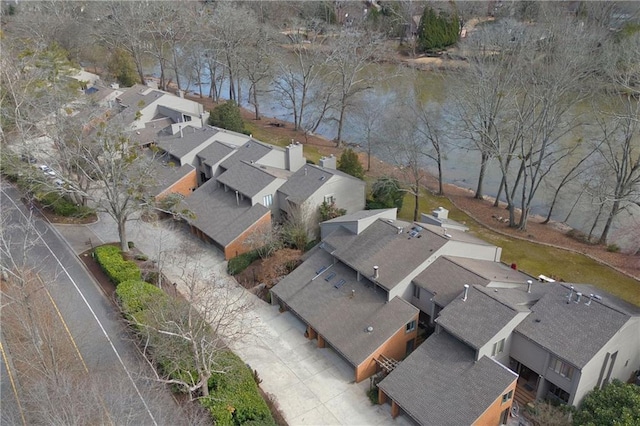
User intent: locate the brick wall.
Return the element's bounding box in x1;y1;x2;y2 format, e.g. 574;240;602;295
355;313;419;383
156;169;197;200
223;211;271;260
472;377;517;426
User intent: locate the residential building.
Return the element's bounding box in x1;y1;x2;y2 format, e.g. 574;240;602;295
270;208;640;425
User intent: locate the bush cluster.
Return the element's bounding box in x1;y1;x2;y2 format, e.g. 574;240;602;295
94;245;141;284
38;192;93;217
202;352;275;426
227;249;261;275
116;280;275;425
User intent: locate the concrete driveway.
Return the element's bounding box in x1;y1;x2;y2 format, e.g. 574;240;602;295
54;213;414;425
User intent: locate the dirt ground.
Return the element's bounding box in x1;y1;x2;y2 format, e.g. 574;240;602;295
184;93;640;281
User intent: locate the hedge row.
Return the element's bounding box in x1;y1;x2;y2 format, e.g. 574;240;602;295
115;280;275;425
202;351;275;426
94;245;141;284
39;191;94;218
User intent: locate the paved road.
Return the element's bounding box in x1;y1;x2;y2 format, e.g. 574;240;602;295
0;184;182;425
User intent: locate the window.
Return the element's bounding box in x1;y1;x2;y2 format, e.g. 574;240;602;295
263;194;273;207
550;357;575;380
413;285;421;299
502;390;513;403
406;320;416;333
547;383;570;403
492;338;505;356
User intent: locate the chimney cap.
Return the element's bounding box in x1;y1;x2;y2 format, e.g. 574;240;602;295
373;265;379;270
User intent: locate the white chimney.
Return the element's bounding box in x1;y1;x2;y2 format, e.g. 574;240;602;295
526;280;532;293
373;265;379;279
575;292;582;303
462;284;470;301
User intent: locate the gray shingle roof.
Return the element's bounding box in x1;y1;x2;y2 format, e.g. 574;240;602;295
378;332;517;426
271;249;418;366
219;140;272;170
156;126;219;161
196;140;235;167
435;285;520;350
331;219;449;291
181;179;270;247
515;283;632;368
445;257;533;284
149;160;194;197
413;257;491;307
277;165;337;204
216;161;278;197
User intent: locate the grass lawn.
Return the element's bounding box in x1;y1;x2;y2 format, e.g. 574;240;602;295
398;190;640;306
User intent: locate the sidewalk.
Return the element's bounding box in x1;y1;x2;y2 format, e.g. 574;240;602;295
54;213;414;426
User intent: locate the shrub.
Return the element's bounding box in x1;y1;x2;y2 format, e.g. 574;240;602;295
369;177;404;210
201;351;275;426
116;280;166;315
94;245;141;284
607;244;620;253
208;101;245;134
38;191;94;218
337;148;364;179
227;250;260;275
367;388;379;405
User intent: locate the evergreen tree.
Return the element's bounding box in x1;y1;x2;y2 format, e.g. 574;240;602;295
417;6;460;53
208;101;246;134
337;148;365;179
367;177;404;210
108;48;138;87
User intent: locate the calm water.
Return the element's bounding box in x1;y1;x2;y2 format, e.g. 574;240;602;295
163;61;638;252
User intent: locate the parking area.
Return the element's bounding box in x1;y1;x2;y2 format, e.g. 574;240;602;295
53;213;414;425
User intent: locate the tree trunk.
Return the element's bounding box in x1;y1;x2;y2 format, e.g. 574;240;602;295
598;199;620;245
414;189;419;221
336;101;347;148
475;151;488;199
118;218;129;253
494;176;505;207
437;158;444;196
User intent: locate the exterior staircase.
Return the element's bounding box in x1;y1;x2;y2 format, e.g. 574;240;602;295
514;383;537;408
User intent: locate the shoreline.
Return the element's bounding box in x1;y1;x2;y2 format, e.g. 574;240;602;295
174;86;640;282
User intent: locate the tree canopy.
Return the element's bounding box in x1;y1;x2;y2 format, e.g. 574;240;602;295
417;6;460;53
208;100;246;134
573;380;640;426
337;148;365;179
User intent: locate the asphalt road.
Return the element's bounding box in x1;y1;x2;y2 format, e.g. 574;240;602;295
0;183;182;425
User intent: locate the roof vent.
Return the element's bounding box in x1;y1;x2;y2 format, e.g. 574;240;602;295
373;265;379;279
575;292;582;303
366;326;373;333
585;294;594;306
526;280;532;293
462;284;470;301
566;285;574;304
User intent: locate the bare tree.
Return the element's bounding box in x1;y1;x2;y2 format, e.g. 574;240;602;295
351;92;388;171
453;18;521;200
73;119;157;252
95;2;151;85
325;29;388;146
130;248;252;399
238;24;278;120
273;30;332;133
593;33;640;244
